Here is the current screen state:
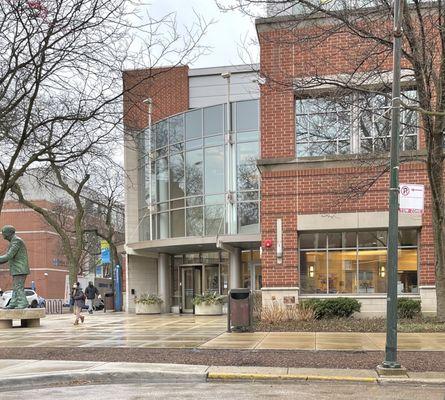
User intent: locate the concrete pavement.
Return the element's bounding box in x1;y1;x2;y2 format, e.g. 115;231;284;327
2;313;445;351
0;359;444;392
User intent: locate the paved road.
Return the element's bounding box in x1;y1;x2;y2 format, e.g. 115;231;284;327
2;381;445;400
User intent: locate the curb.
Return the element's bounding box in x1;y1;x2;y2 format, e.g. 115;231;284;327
207;372;377;383
207;372;445;385
0;370;207;392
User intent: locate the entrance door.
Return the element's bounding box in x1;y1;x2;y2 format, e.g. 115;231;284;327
181;266;202;313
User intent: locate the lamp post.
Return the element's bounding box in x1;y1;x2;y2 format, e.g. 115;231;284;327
221;72;235;235
143;97;153;241
379;0;403;372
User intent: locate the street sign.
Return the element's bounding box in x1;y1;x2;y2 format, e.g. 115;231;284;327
399;183;424;214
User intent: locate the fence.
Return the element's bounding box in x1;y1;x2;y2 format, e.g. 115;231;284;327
45;299;64;314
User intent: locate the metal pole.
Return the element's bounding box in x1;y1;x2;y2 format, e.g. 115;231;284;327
146;98;153;241
381;0;403;369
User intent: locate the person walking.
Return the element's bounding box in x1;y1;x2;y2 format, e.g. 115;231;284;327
85;281;99;314
72;283;85;325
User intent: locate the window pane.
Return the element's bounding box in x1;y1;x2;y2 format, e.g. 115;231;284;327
399;229;417;247
186;138;202;150
328;233;342;248
398;249;418;293
204;104;224;136
300;250;327;294
236;100;259;131
237;141;259;191
169;114;184;144
186;207;203;236
185;109;202;140
157;212;169;239
171;209;185;238
170;142;184;154
204;146;225;194
205;265;219;292
299;233;327;249
205;135;224;147
155;121;168;149
237;131;259;142
186;196;203;206
358;248;387;293
238;202;259;234
205;194;224;205
328;250;357;294
169;154;185;199
156;158;168;203
358;231;387;247
205;205;224;235
186;149;203;195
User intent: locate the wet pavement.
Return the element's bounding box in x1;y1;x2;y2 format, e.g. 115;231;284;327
0;313;226;348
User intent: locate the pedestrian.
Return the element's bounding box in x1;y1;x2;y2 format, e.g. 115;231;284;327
72;282;85;325
84;281;99;314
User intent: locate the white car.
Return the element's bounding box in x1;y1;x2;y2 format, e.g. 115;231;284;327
0;289;39;308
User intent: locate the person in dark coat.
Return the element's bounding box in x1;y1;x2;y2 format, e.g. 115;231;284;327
72;283;85;325
84;281;99;314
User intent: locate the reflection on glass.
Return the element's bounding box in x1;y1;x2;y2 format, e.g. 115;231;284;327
185;109;202;140
169;154;185;199
236;100;259;131
204;146;224;194
398;249;418;293
169;114;184;144
205;265;219;292
328;250;357;293
204;105;224;136
186;207;203;236
238;202;259;234
186;149;203;195
205;205;224;235
156;158;168;203
155;120;168;149
171;209;185;238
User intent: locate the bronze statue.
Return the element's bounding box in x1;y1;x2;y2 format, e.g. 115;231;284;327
0;225;30;309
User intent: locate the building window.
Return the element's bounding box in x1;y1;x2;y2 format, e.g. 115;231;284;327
139;99;260;239
299;229;418;295
296;90;418;157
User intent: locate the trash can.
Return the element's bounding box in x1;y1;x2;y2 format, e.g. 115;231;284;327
227;288;253;332
104;292;114;312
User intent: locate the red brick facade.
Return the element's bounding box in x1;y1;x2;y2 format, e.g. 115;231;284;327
257;17;435;289
123;65;189;128
0;200;69;299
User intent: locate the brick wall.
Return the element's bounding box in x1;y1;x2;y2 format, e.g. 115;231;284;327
0;201;69;298
123;65;190;129
257;17;435;288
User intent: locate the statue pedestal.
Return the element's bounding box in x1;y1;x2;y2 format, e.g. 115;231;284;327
0;308;45;329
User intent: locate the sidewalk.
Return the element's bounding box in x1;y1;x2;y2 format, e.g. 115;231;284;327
0;360;444;392
201;332;445;351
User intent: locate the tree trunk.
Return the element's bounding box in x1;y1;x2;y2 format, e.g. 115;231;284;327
426;136;445;322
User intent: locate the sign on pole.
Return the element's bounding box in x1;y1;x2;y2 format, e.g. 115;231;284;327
399;184;424;214
100;240;110;264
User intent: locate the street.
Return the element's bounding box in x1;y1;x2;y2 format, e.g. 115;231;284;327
2;381;445;400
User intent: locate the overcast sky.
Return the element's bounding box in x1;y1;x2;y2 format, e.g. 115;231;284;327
146;0;260;68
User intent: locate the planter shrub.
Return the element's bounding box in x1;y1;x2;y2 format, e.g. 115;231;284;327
192;292;225;306
398;298;421;319
301;298;361;319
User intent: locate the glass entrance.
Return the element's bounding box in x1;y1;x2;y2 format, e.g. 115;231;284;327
181;266;202;313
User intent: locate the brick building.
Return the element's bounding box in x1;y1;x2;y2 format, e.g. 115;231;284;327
123;3;437;315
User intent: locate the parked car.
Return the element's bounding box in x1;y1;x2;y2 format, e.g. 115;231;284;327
0;289;40;308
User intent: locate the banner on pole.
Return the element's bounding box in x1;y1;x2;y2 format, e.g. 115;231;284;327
399;184;424;214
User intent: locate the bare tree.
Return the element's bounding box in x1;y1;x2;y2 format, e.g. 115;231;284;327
0;0;210;212
218;0;445;320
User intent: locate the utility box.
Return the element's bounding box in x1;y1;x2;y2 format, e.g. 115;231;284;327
227;288;253;332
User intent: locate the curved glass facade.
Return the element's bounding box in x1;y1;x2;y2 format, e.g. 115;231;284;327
138;99;260;240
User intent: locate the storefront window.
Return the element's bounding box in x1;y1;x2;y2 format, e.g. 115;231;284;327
300;229;418;294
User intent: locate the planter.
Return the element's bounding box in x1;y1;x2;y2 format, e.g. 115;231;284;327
194;303;223;315
135;302;161;314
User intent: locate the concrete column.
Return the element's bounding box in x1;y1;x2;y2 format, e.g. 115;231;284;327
229;247;242;290
158;253;171;313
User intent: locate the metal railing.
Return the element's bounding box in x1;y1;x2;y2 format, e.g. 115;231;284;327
45;299;64;314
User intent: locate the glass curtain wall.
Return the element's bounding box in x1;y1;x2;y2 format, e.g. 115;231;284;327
300;229;418;294
138;99;260;240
